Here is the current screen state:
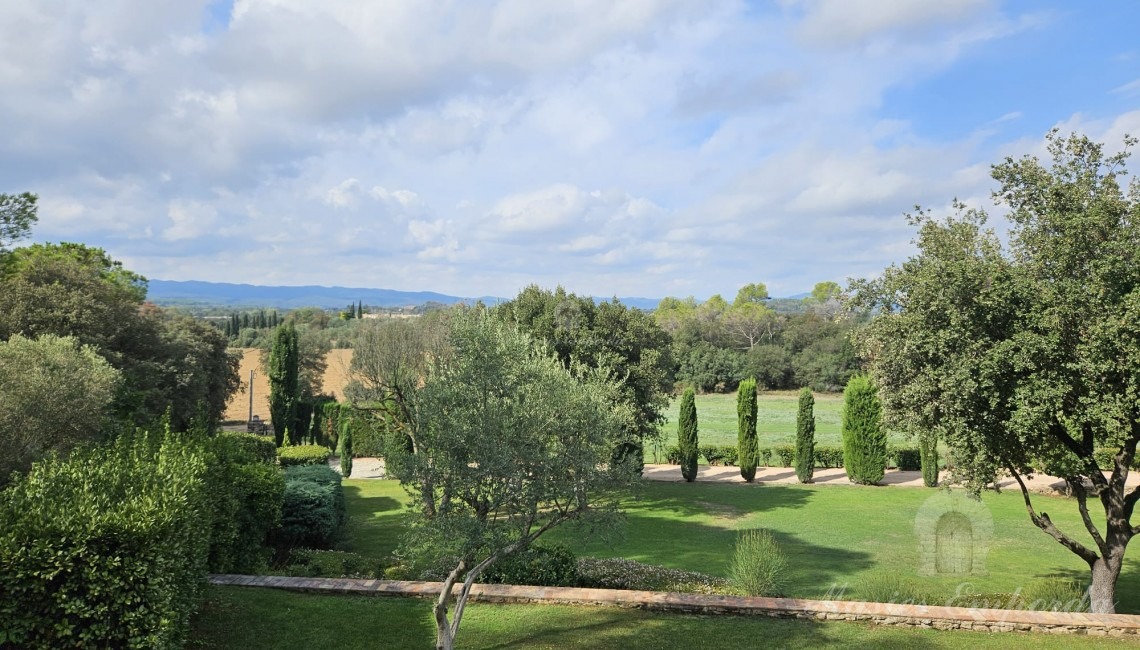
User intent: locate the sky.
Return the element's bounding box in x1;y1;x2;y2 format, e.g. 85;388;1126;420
2;0;1138;300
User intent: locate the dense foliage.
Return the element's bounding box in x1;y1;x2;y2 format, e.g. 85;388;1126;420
854;132;1140;612
277;444;332;467
0;334;120;485
273;465;346;552
495;285;674;470
0;243;239;431
0;434;210;649
654;282;863;393
920;437;939;487
268;324;300;446
678;387;699;482
736;378;758;482
841;375;885;485
795;387;816;483
205;433;285;574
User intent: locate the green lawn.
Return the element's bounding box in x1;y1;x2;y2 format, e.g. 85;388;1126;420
189;586;1140;649
341;479;1140;612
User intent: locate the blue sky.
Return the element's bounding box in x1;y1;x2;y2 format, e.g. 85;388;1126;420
1;0;1137;299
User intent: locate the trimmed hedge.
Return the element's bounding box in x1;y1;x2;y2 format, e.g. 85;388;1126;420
0;433;210;649
272;465;346;551
813;445;844;468
278;444;332;467
483;544;578;587
664;444;682;464
220;431;278;464
205;434;285;574
890;447;921;471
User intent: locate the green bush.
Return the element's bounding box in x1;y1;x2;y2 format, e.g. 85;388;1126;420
220;431;278;464
773;445;796;467
841;374;885;485
728;529;787;597
576;557;728;594
700;444;725;466
736;378;758;482
678;387;699;482
758;447;773;467
0;433;210;649
891;447;921;471
664;445;682;464
277;444;332;467
205;435;285;574
813;445;844;468
272;465;345;551
275;548;385;579
483;544;578;587
794;387;815;483
721;445;739;466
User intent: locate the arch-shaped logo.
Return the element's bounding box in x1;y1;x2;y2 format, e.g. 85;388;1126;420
914;490;994;576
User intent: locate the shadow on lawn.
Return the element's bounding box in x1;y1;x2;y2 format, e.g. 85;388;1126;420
342;485;403;515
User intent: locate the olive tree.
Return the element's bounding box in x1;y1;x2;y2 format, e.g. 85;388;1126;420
855;131;1140;613
384;310;632;650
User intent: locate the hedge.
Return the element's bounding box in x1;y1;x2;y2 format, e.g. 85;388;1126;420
205;434;284;574
0;433;211;649
218;430;278;465
482;544;578;587
272;465;346;551
278;444;332;467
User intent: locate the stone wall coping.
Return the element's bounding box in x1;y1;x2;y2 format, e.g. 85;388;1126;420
208;574;1140;634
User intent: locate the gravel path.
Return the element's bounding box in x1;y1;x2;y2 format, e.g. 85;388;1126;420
329;457;1138;496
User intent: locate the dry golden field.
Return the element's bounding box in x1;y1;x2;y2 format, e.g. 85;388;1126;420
223;348;354;422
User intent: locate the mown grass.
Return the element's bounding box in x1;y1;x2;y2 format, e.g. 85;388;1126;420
189;586;1140;649
341;479;1140;612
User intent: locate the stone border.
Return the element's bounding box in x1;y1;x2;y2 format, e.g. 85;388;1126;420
209;574;1140;637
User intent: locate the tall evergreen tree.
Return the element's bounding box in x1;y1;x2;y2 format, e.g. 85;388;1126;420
357;301;363;319
736;378;758;482
678;387;699;482
920;435;939;488
795;387;816;483
268;323;300;446
841;374;885;485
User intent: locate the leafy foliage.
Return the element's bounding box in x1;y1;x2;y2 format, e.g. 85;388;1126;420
920;437;939;487
0;433;210;649
0;334;120;485
205;433;285;574
272;465;345;552
481;544;579;587
841;375;885;485
268;324;300;446
277;444;332;467
575;557;728;594
0;192;37;256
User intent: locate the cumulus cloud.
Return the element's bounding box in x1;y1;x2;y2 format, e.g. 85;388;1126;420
2;1;1134;298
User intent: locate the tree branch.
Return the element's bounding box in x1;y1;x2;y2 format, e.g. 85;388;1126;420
1005;461;1100;565
1069;477;1109;558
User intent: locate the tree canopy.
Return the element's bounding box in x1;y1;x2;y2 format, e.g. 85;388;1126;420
855;131;1140;613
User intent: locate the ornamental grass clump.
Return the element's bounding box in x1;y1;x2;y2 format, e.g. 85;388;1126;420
729;529;788;597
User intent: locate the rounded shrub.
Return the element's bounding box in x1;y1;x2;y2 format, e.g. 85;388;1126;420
277;444;332;467
482;544;578;587
272;465;345;551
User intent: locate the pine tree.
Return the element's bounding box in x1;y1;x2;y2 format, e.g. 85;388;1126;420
795;387;816;483
737;378;758;482
841;375;885;485
678;387;699;482
268;323;300;447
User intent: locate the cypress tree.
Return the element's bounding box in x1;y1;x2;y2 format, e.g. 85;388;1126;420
795;387;816;483
339;419;353;478
737;378;758;482
268;323;300;447
920;435;939;488
678;387;699;482
357;301;363;319
841;374;885;485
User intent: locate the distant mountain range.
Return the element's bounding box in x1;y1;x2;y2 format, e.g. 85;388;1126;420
146;279;664;311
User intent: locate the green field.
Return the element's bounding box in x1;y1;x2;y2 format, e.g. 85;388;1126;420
339;479;1140;611
189;586;1140;649
650;391;913;462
